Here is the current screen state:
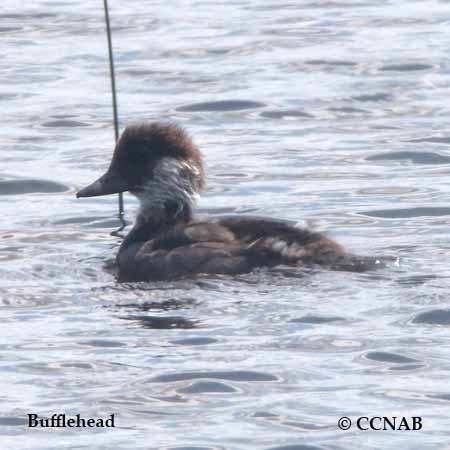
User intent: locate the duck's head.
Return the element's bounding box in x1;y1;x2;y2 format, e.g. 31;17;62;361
77;122;204;218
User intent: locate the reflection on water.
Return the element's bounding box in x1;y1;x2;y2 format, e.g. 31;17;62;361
176;100;266;112
2;0;450;449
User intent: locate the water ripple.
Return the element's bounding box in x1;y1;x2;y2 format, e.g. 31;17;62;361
0;179;69;195
176;100;266;112
2;0;450;448
149;371;278;383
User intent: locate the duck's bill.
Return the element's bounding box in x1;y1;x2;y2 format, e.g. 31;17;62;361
76;170;131;198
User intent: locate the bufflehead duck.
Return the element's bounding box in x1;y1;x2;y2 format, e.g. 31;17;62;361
77;122;382;281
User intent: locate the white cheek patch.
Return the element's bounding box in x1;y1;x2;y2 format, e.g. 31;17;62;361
134;157;201;215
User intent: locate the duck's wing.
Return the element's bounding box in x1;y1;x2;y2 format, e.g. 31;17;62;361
216;216;323;246
216;216;385;272
149;221;236;251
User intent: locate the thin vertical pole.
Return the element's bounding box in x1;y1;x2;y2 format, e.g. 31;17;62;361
103;0;125;225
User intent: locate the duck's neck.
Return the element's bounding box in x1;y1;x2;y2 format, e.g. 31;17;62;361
120;199;193;250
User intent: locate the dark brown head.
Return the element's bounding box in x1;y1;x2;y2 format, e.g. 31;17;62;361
77;123;204;214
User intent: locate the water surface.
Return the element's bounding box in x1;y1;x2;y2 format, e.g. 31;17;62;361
2;1;450;449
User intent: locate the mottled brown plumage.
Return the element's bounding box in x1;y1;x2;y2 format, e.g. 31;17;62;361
77;122;384;282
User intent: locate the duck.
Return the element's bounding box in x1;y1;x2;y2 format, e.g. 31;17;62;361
76;122;383;282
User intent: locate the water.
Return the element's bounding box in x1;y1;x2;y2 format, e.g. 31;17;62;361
2;1;450;448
